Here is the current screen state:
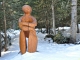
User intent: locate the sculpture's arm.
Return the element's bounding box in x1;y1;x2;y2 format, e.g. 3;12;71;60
19;16;37;28
21;26;35;31
19;22;35;31
28;16;37;28
19;17;35;31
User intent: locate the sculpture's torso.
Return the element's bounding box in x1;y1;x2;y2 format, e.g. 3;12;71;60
21;15;33;38
21;15;33;23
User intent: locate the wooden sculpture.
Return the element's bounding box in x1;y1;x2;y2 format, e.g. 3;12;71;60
19;5;37;54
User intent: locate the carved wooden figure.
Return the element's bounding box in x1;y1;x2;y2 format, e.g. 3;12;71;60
19;5;37;54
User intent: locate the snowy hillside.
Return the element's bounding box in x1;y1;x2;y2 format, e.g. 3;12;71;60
0;30;80;60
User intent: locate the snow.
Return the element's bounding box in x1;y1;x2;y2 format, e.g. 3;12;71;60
56;27;70;30
0;30;80;60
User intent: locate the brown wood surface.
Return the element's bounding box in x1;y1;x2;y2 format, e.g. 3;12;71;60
19;5;37;54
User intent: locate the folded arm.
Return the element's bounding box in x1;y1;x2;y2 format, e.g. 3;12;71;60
19;16;37;28
19;16;37;31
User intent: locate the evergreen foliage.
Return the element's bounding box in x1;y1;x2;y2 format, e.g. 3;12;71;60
54;31;67;44
0;0;80;30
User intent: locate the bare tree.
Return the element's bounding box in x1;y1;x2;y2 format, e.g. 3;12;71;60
70;0;77;43
0;32;1;57
3;0;8;51
52;0;56;35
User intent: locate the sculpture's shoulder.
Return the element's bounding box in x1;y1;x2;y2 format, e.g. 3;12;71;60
31;16;37;22
19;15;36;23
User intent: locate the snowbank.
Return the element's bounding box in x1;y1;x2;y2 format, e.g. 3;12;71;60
0;32;80;60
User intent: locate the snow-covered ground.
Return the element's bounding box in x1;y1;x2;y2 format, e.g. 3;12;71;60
0;30;80;60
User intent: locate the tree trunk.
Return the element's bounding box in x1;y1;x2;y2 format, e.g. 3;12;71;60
46;20;48;33
3;0;8;51
0;32;1;57
70;0;77;43
12;20;16;29
52;0;56;35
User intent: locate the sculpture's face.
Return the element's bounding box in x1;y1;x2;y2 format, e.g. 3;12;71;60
22;5;32;14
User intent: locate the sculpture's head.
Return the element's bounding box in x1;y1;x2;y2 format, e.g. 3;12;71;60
22;5;32;14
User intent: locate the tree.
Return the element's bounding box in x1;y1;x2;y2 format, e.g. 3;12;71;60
3;0;8;51
70;0;77;43
52;0;56;35
55;0;71;27
0;32;1;57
